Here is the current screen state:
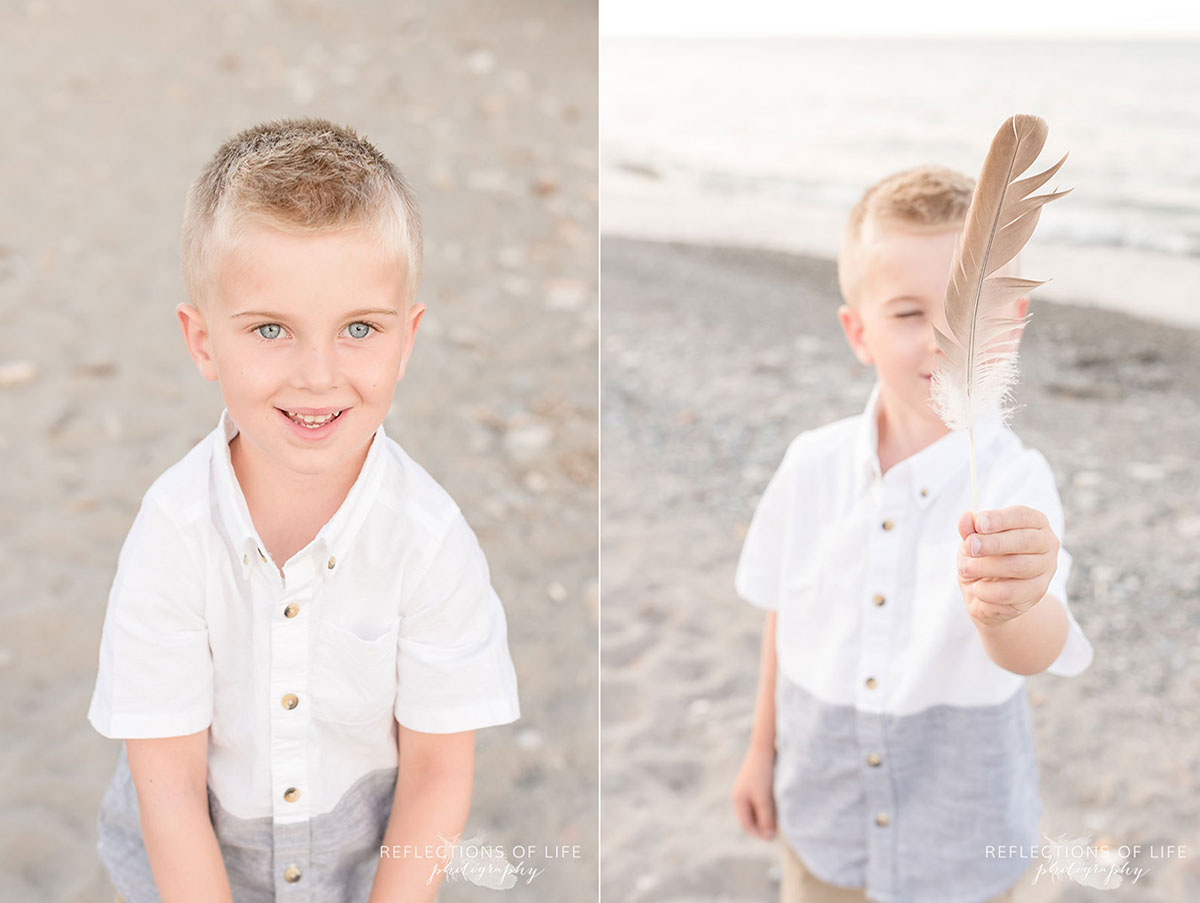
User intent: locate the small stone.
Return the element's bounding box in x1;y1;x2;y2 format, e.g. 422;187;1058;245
1073;471;1103;488
465;48;495;75
502;423;553;462
547;581;567;602
516;728;544;751
466;170;511;193
545;278;588;311
0;360;36;387
497;246;527;269
1127;462;1165;482
522;471;549;493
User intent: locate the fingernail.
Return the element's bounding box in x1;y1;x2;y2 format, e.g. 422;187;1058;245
978;514;991;532
970;536;981;556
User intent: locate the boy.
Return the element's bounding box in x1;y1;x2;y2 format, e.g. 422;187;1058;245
87;118;520;903
730;166;1093;903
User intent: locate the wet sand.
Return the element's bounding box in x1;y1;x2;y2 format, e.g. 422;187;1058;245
600;236;1200;903
0;3;597;901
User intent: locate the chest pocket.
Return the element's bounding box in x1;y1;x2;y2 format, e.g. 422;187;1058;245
311;616;401;726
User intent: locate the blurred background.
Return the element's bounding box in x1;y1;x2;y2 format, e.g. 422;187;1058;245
0;2;596;901
601;2;1200;901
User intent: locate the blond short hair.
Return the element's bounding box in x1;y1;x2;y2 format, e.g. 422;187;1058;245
837;165;974;305
181;117;421;311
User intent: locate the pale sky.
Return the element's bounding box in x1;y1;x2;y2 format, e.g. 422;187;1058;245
600;0;1200;38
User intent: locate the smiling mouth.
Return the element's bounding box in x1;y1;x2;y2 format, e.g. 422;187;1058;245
277;408;344;428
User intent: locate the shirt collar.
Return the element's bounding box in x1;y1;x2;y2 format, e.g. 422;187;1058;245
853;382;1005;505
210;409;389;581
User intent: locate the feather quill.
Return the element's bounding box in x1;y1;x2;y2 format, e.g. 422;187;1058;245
930;114;1070;510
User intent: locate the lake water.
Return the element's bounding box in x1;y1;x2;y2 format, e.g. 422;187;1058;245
602;38;1200;327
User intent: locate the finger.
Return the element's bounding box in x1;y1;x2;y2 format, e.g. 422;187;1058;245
754;793;777;839
724;787;753;830
975;505;1047;534
971;576;1045;606
958;511;976;541
962;528;1052;558
733;792;756;835
959;552;1048;580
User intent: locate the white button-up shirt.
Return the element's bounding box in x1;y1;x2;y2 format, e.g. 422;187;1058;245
88;409;519;900
736;384;1092;903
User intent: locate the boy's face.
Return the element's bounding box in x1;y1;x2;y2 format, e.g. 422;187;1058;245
177;222;423;482
838;218;1028;432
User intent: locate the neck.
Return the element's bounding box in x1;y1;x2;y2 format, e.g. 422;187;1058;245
875;389;949;475
229;434;369;537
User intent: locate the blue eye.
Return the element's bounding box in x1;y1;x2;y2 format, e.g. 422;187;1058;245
347;322;373;339
255;323;282;339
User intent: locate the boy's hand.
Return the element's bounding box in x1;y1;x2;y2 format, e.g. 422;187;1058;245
731;744;777;841
956;506;1058;627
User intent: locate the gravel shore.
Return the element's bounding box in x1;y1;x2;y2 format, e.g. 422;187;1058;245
601;236;1200;903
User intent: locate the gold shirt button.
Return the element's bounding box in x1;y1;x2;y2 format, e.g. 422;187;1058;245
867;752;883;767
283;603;299;618
881;519;894;531
283;787;300;803
327;555;336;569
258;548;267;561
872;593;886;606
865;677;877;690
875;812;890;827
243;554;249;565
281;693;299;710
920;488;929;497
283;865;302;883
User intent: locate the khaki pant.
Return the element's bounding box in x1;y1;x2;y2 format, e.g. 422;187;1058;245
779;837;1015;903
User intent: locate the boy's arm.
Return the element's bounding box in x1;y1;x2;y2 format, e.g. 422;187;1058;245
749;611;778;753
126;732;233;903
369;726;475;903
956;506;1069;675
731;611;778;840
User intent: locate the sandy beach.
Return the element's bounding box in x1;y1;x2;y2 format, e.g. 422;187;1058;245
0;3;596;901
600;236;1200;902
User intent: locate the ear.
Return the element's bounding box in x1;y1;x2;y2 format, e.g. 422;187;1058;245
837;304;872;366
395;302;425;382
177;302;219;382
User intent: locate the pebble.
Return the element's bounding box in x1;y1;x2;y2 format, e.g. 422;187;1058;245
0;360;37;387
523;471;549;493
1127;462;1166;482
516;728;544;751
688;698;711;718
502;422;553;462
545;278;589;311
546;581;567;602
465;48;496;75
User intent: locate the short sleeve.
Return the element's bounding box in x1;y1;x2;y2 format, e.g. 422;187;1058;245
990;448;1093;678
735;436;805;611
87;493;213;738
394;514;520;733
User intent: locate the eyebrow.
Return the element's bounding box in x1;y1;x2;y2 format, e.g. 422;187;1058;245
231;307;401;319
883;296;926;306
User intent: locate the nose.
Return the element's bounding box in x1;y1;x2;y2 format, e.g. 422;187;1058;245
926;324;942;357
294;336;337;391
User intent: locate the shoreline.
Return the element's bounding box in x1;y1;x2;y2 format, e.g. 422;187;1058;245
600;175;1200;330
